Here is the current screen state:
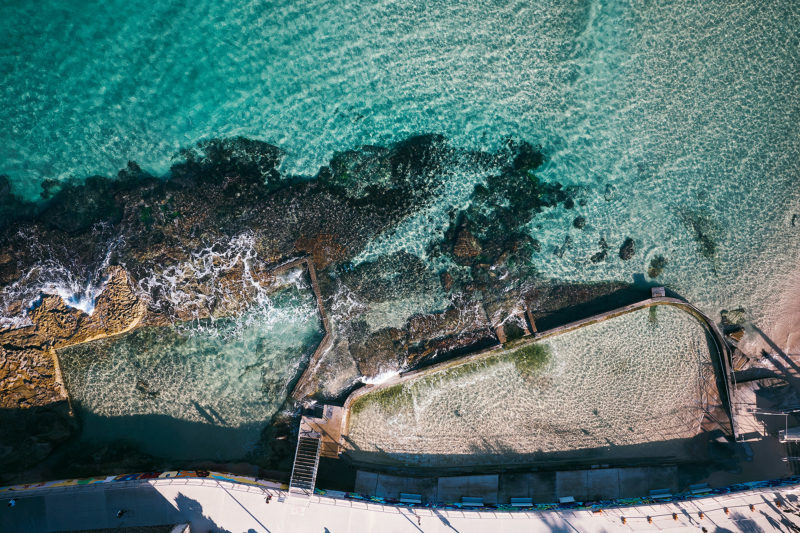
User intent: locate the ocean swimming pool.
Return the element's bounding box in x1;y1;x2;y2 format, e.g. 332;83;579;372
345;304;719;467
58;279;323;461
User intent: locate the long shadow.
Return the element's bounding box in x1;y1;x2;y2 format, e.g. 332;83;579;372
192;401;218;425
0;404;291;486
398;507;424;532
341;429;728;478
433;509;459;532
526;283;649;331
0;480;232;531
216;484;272;532
758;352;800;392
753;324;800;373
762;493;800;532
734;367;783;383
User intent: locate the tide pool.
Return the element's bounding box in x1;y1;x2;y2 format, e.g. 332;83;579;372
58;284;323;460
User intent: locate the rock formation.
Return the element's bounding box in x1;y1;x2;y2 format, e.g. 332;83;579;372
0;135;647;477
0;265;146;478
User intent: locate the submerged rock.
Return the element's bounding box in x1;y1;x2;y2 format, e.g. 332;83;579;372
590;237;609;263
721;308;747;327
572;215;586;229
647;255;668;278
603;183;617;202
619;237;635;260
679;209;717;261
553;236;572;258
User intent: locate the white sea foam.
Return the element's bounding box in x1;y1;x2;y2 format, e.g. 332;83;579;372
0;232;119;328
360;369;401;385
134;232;316;337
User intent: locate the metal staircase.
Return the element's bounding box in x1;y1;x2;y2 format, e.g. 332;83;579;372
288;432;322;498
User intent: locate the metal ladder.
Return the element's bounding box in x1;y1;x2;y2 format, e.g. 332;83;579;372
288;433;322;498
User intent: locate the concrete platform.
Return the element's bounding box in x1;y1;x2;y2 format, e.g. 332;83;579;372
437;475;499;504
355;471;438;501
3;478;800;532
357;466;677;506
299;404;344;458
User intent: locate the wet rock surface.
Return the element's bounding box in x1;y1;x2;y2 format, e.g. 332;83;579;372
619;237;635;260
0;135;644;479
648;254;668;278
0;266;145;481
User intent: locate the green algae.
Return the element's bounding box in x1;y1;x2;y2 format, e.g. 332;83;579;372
510;343;551;378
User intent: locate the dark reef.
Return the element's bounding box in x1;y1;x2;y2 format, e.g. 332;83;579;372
0;134;648;482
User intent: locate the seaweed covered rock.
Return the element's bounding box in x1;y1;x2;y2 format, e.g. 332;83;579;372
721;308;747;327
619;237;635;260
679;210;717;261
648;255;668;277
430;139;569;284
590;237;609;263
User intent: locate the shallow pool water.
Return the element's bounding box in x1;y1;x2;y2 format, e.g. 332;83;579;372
346;305;716;467
59;281;323;461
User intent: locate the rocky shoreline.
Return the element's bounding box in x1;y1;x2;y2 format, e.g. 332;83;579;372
0;135;656;482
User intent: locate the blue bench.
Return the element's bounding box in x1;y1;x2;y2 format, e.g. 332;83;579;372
399;493;422;504
650;489;672;499
462;497;484;507
510;497;533;507
559;496;576;504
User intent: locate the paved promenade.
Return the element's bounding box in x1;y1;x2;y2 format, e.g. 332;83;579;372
3;479;800;532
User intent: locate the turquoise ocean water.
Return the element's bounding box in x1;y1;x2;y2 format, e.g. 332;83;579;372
2;0;799;459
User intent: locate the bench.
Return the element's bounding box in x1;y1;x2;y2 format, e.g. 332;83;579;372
559;496;576;504
399;493;422;504
689;483;711;495
510;497;533;507
649;489;672;499
462;497;484;507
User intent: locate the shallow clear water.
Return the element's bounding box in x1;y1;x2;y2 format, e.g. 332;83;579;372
2;0;798;341
59;284;323;460
347;305;716;466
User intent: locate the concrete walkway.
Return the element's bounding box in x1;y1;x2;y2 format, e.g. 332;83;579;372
3;479;800;532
